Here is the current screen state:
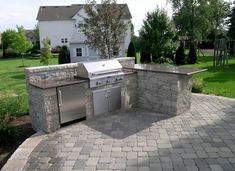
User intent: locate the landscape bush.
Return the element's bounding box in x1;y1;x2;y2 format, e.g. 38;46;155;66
175;41;186;65
188;42;197;64
192;78;204;93
154;57;173;64
58;46;70;64
164;51;175;63
40;38;52;65
0;91;23;145
127;41;137;63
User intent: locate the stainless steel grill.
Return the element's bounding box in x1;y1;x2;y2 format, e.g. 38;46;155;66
78;59;124;88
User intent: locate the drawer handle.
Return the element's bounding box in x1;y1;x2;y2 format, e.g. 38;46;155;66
58;90;63;106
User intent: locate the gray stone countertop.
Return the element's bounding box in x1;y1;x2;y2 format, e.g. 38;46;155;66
29;78;88;89
125;64;207;75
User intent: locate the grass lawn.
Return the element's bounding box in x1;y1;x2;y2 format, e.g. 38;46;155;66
185;54;235;98
0;56;58;113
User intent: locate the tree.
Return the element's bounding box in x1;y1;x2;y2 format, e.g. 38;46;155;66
188;42;197;64
175;41;186;65
83;0;128;59
127;41;137;63
10;26;33;66
169;0;230;40
140;51;151;63
58;46;70;64
1;29;18;58
139;7;177;62
228;6;235;54
228;6;235;40
40;38;52;65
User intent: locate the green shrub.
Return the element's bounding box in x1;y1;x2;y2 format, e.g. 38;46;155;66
164;51;175;62
0;91;23;145
192;78;204;93
154;57;173;64
58;46;70;64
140;51;151;63
188;42;197;64
127;41;137;64
40;38;52;65
175;41;186;65
0;121;15;145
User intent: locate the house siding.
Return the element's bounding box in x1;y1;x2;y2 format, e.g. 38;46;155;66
37;5;131;62
39;20;75;48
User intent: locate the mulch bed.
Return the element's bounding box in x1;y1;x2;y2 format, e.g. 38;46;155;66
0;114;35;169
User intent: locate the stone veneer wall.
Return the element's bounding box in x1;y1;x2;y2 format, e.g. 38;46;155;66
25;63;83;133
137;70;192;116
117;57;135;68
28;86;59;132
25;63;81;83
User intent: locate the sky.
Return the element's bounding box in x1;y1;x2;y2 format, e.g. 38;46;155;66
0;0;172;36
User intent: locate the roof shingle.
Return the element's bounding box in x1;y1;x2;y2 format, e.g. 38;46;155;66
37;4;132;21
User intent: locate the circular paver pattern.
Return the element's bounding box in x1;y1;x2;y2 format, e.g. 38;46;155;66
9;94;235;170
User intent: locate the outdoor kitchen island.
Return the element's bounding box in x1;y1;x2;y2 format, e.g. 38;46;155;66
25;57;205;133
125;64;206;116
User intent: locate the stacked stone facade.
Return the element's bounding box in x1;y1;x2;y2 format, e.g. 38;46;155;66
137;70;192;116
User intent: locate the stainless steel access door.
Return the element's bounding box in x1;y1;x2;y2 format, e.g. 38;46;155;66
109;86;121;111
93;86;121;116
57;83;86;124
93;88;109;116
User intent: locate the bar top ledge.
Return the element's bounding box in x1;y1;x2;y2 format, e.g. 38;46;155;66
125;64;207;75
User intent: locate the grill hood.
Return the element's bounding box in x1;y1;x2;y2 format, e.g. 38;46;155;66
78;59;123;78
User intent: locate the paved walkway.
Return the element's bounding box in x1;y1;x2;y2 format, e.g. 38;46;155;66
4;94;235;171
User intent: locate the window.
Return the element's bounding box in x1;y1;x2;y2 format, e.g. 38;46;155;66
76;21;86;33
61;38;68;43
76;48;82;57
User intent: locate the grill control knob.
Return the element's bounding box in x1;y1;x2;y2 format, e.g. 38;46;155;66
119;78;122;81
115;78;119;82
96;81;100;85
106;80;109;84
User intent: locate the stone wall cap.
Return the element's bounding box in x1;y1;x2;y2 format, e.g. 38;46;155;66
126;64;207;75
25;63;79;73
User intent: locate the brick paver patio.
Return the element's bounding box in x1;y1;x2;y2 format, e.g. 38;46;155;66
19;94;235;170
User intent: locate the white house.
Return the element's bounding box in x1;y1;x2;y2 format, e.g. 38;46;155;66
36;4;132;62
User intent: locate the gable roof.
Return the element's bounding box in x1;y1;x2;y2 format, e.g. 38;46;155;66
37;4;132;21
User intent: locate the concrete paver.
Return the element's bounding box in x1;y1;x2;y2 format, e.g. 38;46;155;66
3;94;235;171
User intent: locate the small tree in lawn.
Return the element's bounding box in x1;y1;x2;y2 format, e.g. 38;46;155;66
127;41;137;63
188;42;197;64
40;38;52;65
9;26;32;66
175;41;186;65
58;46;70;64
83;0;128;59
139;7;176;62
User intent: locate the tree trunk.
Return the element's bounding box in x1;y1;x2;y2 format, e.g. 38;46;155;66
21;54;25;67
